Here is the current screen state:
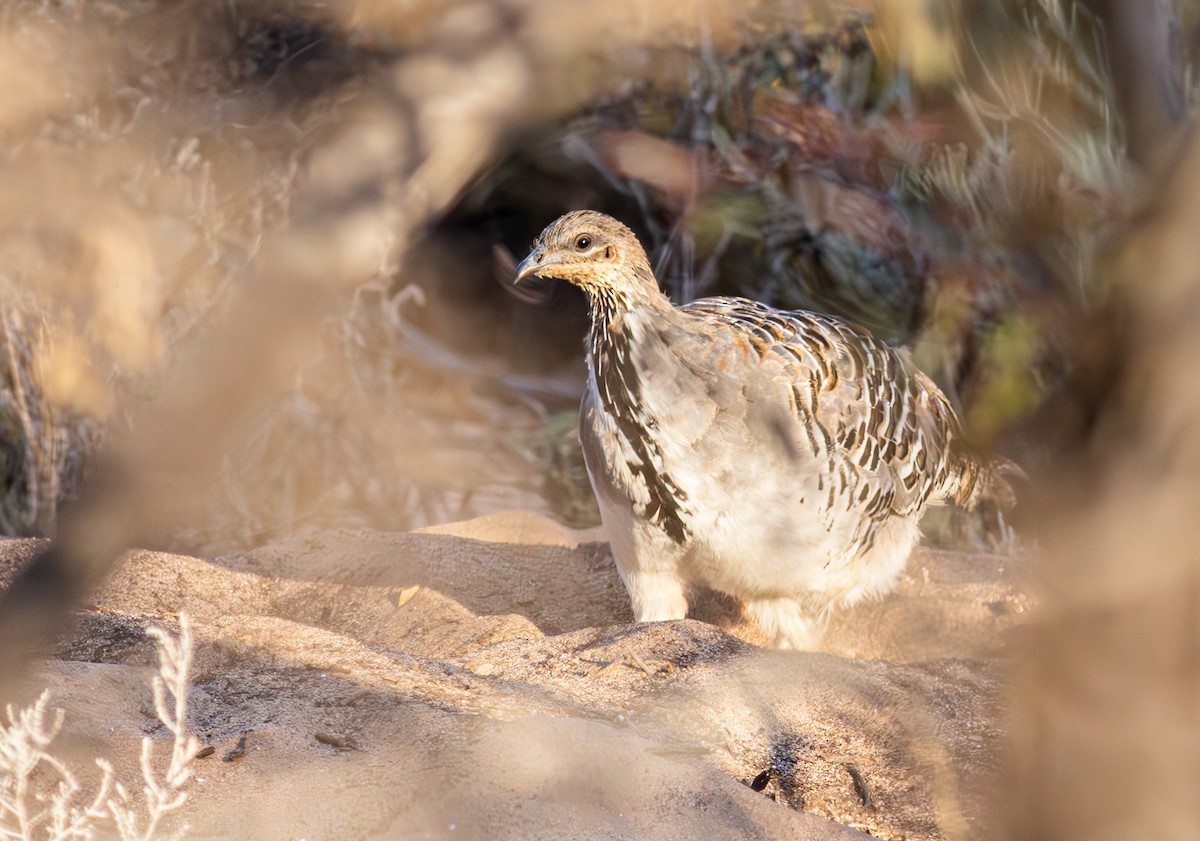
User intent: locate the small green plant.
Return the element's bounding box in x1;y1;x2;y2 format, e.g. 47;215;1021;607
0;614;198;841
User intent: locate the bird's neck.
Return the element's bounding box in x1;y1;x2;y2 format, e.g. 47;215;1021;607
585;261;679;418
586;280;671;367
584;264;672;335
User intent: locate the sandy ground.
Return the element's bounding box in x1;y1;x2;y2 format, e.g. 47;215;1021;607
0;512;1031;840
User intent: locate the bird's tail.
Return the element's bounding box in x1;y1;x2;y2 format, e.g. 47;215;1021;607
947;453;1024;511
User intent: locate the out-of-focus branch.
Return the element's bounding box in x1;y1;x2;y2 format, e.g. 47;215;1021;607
1078;0;1182;169
0;0;514;694
1004;80;1200;841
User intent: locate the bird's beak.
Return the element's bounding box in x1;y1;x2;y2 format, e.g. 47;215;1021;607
514;249;563;284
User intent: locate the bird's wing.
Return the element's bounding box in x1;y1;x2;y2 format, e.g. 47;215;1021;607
678;296;961;516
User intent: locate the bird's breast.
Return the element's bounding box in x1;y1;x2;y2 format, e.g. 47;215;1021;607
586;318;693;544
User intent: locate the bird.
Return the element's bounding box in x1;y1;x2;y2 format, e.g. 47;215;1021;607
515;210;1011;649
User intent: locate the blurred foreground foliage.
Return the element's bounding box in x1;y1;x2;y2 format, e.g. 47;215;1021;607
0;0;1190;549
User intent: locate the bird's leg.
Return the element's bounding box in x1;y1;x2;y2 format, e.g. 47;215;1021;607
599;504;690;622
623;569;689;622
745;598;825;650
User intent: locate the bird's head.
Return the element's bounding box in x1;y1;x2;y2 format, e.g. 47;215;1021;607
515;211;660;304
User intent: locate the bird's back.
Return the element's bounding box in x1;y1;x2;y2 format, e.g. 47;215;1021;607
675;296;973;517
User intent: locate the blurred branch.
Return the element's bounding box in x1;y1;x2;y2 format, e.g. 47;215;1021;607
1005;124;1200;841
1078;0;1183;168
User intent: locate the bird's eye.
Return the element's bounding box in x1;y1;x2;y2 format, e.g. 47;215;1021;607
574;235;592;251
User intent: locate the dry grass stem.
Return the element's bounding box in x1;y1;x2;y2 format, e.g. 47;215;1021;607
0;614;196;841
